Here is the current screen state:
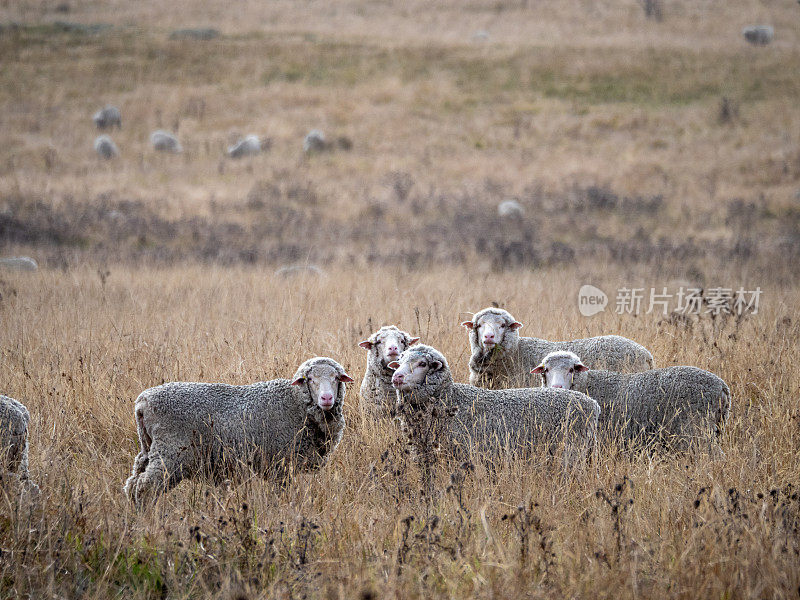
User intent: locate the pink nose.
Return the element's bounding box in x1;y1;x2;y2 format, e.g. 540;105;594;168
484;333;494;342
392;373;404;385
320;393;333;404
387;345;398;354
552;384;563;389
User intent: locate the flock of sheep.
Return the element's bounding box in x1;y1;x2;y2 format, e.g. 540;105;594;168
1;306;731;506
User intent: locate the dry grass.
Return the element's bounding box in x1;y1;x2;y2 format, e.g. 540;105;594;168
0;0;799;598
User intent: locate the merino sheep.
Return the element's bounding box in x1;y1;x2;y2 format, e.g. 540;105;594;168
498;199;524;218
388;345;599;480
94;135;119;159
303;129;327;153
150;130;182;153
358;326;420;414
463;307;654;389
0;256;38;271
124;357;354;505
1;395;38;496
92;105;121;129
533;351;731;449
227;135;262;158
742;25;774;46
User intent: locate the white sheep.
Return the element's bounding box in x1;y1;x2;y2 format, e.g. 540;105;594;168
1;395;38;496
0;256;38;271
389;345;599;472
303;129;327;153
227;135;262;158
92;105;121;129
533;351;731;449
94;135;119;159
124;357;354;505
463;307;654;389
498;199;524;218
358;325;420;415
150;130;182;153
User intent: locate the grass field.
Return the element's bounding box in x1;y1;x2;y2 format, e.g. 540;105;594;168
1;1;799;598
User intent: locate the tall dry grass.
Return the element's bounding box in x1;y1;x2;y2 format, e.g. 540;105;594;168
0;264;798;598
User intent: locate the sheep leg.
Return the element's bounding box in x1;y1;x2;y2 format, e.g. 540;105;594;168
130;445;185;506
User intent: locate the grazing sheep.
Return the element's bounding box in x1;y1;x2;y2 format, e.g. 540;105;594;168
533;351;731;449
227;135;262;158
1;395;38;496
498;199;524;218
388;345;599;481
358;326;420;415
124;357;354;505
94;135;119;159
92;105;121;129
303;129;327;153
275;264;325;278
150;130;182;153
0;256;38;271
742;25;774;46
463;307;654;389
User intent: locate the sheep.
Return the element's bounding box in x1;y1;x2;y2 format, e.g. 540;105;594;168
498;199;524;218
94;135;119;159
532;351;731;449
358;326;420;415
150;130;182;153
1;395;38;496
92;105;121;129
388;345;599;485
742;25;774;46
303;129;327;153
463;307;654;389
227;135;262;158
123;357;354;505
0;256;38;271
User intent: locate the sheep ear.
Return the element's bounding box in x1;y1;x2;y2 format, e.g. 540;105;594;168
358;340;373;350
576;363;589;372
510;321;523;330
290;377;306;386
531;365;545;374
338;373;355;383
407;336;420;346
430;360;443;372
387;361;400;370
461;321;475;329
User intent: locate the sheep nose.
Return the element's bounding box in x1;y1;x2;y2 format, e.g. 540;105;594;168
392;373;404;384
483;333;494;341
387;345;398;354
320;392;333;403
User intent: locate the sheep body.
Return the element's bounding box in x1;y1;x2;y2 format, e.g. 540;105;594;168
124;357;351;505
150;130;182;153
391;345;599;468
358;325;419;415
1;395;38;495
465;307;654;389
498;199;524;218
0;256;38;271
303;129;327;153
742;25;774;46
535;351;731;448
228;135;261;158
94;135;119;159
92;105;121;129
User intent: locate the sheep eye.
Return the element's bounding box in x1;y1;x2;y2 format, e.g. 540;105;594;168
569;368;574;373
419;361;427;367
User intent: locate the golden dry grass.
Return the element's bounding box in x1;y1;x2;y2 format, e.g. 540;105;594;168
1;0;799;597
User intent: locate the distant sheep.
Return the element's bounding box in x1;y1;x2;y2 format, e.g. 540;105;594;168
389;345;599;476
228;135;262;158
0;256;38;271
303;130;327;153
358;325;419;415
498;199;524;218
533;351;731;449
1;395;38;497
94;135;119;159
463;307;654;389
150;130;182;153
124;357;354;505
275;264;325;278
92;105;121;129
742;25;774;46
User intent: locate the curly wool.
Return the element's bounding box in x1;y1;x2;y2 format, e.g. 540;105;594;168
124;357;349;505
359;325;418;415
466;307;654;389
1;395;38;495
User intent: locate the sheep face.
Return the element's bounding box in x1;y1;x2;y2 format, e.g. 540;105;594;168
388;350;444;392
292;362;354;411
532;351;588;389
359;326;420;367
462;309;523;354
